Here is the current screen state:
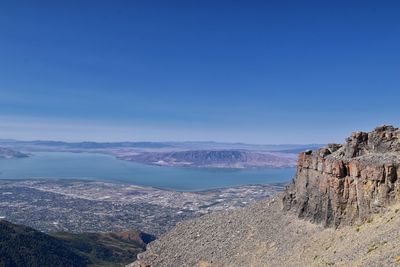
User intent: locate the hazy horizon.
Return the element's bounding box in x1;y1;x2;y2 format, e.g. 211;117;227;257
0;135;325;146
1;1;399;144
0;115;394;144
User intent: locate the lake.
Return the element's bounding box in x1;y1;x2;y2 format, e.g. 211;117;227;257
0;152;295;191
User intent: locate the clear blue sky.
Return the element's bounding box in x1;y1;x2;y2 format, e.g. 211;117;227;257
0;1;399;144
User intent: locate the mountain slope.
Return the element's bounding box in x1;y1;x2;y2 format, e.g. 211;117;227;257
0;220;154;267
0;220;87;267
52;231;155;267
131;199;400;267
131;125;400;267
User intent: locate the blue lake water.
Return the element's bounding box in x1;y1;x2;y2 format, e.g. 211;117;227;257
0;152;295;191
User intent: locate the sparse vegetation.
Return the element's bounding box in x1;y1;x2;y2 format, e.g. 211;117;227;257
0;220;87;267
52;231;154;267
367;244;378;254
0;220;154;267
395;255;400;263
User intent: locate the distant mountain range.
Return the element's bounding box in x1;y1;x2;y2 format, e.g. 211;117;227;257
0;220;154;267
0;140;172;149
166;141;324;152
0;139;322;151
119;150;297;168
0;139;322;168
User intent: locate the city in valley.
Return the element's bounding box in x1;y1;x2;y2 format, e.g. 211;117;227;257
0;179;283;236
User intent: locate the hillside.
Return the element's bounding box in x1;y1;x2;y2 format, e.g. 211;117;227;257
131;125;400;267
0;220;87;267
0;220;154;267
118;150;296;168
131;198;400;267
51;230;155;267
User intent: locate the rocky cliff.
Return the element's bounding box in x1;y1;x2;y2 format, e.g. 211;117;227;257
283;125;400;227
130;125;400;267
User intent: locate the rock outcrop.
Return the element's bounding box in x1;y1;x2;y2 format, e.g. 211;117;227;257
130;125;400;267
283;125;400;227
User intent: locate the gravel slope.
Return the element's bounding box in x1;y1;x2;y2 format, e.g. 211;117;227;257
130;195;400;267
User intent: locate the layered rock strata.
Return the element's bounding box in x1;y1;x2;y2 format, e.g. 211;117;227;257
283;125;400;226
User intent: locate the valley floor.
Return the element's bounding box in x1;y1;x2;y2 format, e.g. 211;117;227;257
0;179;282;236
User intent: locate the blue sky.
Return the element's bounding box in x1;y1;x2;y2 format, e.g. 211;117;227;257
0;1;399;144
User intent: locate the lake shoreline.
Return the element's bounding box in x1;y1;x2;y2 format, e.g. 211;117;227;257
0;177;288;192
0;151;295;191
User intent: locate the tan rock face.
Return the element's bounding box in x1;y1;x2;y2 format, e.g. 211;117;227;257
283;125;400;227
